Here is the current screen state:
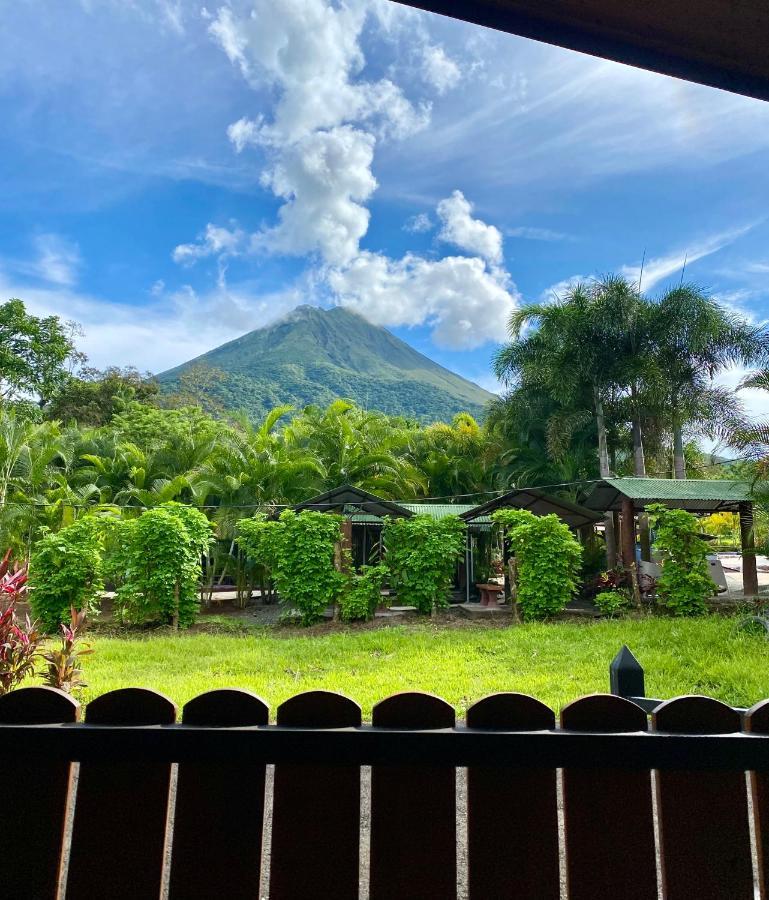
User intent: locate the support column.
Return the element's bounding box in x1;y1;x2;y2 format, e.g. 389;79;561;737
740;502;759;598
340;519;353;573
621;497;636;570
621;497;643;608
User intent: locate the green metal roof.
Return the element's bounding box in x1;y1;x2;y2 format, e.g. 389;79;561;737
582;477;757;513
402;503;485;520
348;502;491;527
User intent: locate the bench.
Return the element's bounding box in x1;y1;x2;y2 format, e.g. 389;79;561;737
3;685;769;899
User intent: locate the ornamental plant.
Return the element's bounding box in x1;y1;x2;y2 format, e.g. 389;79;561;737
646;503;713;616
594;589;631;618
0;548;28;601
29;516;105;632
492;509;582;620
41;606;92;693
383;514;465;614
0;601;41;695
340;564;389;622
237;510;345;625
114;502;214;628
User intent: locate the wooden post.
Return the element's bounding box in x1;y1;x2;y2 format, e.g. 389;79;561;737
620;497;636;570
621;498;642;608
340;519;353;573
740;501;759;598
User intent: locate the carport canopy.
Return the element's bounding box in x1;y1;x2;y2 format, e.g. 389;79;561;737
581;477;756;513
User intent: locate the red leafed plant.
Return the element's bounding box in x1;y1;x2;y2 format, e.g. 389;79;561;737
0;548;29;602
0;601;42;695
41;607;92;693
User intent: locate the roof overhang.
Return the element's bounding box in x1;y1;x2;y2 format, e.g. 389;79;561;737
580;478;756;513
395;1;769;102
294;485;414;519
462;487;601;529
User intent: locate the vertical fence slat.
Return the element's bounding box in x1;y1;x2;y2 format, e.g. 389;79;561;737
370;692;456;900
0;686;79;899
169;689;269;900
270;690;361;900
746;699;769;899
66;688;177;900
653;696;753;900
562;694;657;900
466;692;558;899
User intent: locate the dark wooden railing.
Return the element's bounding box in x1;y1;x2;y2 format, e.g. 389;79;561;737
3;684;769;899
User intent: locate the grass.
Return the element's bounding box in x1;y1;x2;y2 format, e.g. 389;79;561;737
68;615;769;720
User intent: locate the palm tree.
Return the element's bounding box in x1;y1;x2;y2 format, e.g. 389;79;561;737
650;285;767;478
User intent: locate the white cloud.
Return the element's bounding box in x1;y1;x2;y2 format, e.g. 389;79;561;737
256;126;376;267
403;212;433;233
33;234;81;286
172;222;245;265
0;267;306;374
210;0;428;147
328;250;518;349
716;364;769;427
421;45;460;95
621;224;756;291
437;190;503;265
507;226;570;242
539;275;587;303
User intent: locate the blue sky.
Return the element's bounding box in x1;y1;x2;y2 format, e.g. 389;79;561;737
2;0;769;416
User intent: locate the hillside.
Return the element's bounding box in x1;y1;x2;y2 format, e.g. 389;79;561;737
156;305;495;422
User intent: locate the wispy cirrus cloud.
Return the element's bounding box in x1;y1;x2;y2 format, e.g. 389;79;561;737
621;223;757;291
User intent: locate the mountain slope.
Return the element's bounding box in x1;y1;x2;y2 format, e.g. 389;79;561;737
157;305;495;422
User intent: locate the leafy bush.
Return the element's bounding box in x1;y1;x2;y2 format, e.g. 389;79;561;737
383;515;464;614
594;589;631;617
40;607;92;693
0;601;41;694
646;504;713;616
492;509;582;620
29;516;105;632
238;510;345;625
113;503;214;628
340;564;389;622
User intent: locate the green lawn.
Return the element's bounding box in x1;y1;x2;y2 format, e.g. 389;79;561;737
68;616;769;720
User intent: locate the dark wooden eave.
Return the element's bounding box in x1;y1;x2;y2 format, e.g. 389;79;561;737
294;484;414;518
395;0;769;101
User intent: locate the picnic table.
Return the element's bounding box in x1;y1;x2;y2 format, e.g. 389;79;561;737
476;582;504;607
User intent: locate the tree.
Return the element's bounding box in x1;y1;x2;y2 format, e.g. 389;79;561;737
0;300;84;405
650;285;767;478
43;367;159;426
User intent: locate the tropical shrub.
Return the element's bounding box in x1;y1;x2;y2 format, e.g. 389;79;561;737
383;514;465;614
41;607;92;693
340;564;389;622
29;516;105;632
238;509;345;625
594;589;631;617
492;509;582;620
114;502;214;628
646;504;713;616
0;548;28;601
0;601;41;694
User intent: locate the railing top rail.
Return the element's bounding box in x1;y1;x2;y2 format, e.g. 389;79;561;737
2;722;769;770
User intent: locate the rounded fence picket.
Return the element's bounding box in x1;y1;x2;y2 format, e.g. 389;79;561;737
653;695;753;900
170;689;269;900
67;688;177;900
466;693;559;900
561;693;657;900
270;690;362;900
370;692;456;900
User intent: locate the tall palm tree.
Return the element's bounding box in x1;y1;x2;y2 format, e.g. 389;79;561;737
650;285;767;478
